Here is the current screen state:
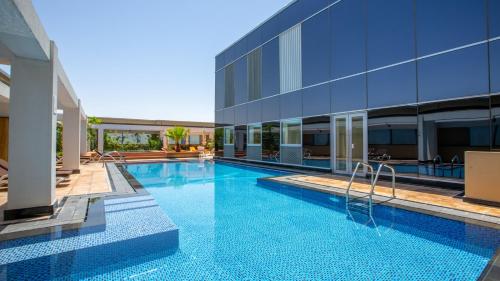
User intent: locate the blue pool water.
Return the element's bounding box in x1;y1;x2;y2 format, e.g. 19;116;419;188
0;161;498;280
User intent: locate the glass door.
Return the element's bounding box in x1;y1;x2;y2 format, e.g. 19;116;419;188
333;112;367;174
334;116;348;173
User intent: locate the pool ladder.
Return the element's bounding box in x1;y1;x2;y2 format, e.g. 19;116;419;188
345;162;396;216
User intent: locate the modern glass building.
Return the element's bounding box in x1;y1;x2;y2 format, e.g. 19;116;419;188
214;0;500;182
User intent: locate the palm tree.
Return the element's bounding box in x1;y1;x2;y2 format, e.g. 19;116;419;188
165;127;189;152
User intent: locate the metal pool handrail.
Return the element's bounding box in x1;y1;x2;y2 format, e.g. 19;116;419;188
372;163;396;199
346;162;375;198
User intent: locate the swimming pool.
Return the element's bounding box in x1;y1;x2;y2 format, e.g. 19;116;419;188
0;161;498;280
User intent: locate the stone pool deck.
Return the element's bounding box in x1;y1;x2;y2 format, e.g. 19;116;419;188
259;173;500;227
0;162;111;220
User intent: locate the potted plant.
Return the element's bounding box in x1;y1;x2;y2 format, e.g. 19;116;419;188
165;127;189;152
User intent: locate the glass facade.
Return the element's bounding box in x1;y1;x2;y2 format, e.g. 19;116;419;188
302;116;330;168
262;122;280;162
247;48;262;101
224;127;234;145
214;0;499;180
234;125;247;158
418;98;490;179
248;124;262;145
281;119;301;145
368;106;419;176
493;95;500;150
214;128;224;156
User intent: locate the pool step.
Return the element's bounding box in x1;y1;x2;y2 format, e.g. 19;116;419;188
346;200;371;215
346;162;396;217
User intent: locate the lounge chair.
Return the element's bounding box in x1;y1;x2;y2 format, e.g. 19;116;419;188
0;166;8;186
0;159;73;177
197;146;214;160
0;163;68;187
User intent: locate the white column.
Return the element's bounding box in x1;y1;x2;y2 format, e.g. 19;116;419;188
80;116;87;155
162;129;167;149
6;44;58;214
97;127;104;152
62;101;81;171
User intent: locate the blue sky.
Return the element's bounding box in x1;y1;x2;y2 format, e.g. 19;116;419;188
29;0;289;122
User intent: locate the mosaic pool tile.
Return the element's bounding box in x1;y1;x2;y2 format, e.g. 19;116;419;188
0;161;498;280
0;195;178;281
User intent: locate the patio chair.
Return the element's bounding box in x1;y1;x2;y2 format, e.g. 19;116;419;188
0;163;69;187
0;159;73;177
0;166;7;186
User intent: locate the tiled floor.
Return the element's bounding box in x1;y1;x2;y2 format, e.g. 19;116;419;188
279;174;500;218
0;162;111;222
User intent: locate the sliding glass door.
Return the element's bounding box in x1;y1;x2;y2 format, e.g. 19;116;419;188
333;112;367;174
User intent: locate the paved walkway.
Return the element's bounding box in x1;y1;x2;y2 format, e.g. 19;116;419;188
0;162;111;222
278;174;500;218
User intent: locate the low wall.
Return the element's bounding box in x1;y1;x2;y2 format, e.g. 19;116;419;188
465;151;500;205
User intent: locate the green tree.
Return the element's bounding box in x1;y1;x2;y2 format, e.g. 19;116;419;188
56;122;63;157
165;127;189;152
147;134;162;150
87;116;102;151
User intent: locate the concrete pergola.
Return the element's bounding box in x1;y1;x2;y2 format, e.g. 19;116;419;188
0;0;86;219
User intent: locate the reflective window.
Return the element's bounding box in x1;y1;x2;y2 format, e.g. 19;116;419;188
235;125;247;158
367;0;414;68
262;122;281;162
247;101;262;123
224;127;234;145
261;13;281;43
279;1;309;33
490;0;500;38
368;106;418;176
280;25;302;93
247;28;262;53
215;70;225;110
492;94;500;150
418;97;491;179
214;128;224;156
235;105;247;125
331;75;367;113
302;84;331;116
234;58;248;105
416;0;487;56
224;64;235;107
262;38;280;97
280;90;302;119
281;119;302;145
223;108;234;125
301;0;334;20
232;38;247;64
262;96;280;122
216;53;225;71
302;9;330;86
330;0;366;78
491;40;500;93
417;45;489;102
224;46;234;66
302;116;331;168
215;111;224;127
247;48;262;101
368;62;417;108
248;124;262;145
